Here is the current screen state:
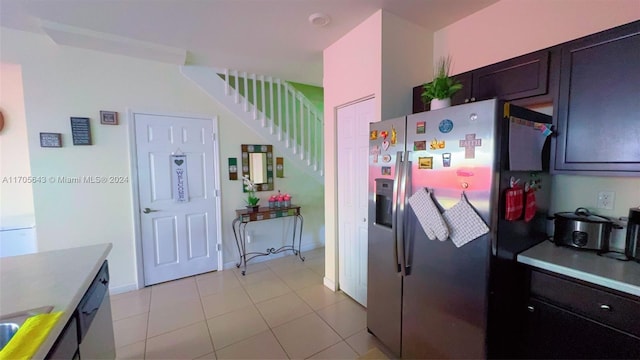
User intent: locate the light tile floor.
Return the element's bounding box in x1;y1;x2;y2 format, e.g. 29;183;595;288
111;248;388;359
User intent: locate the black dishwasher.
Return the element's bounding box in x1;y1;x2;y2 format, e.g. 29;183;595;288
77;261;109;338
77;260;116;359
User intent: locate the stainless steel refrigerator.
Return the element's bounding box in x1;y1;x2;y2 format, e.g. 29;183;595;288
367;99;552;359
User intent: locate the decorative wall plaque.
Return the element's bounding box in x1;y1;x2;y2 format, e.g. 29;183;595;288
70;117;92;145
40;132;62;148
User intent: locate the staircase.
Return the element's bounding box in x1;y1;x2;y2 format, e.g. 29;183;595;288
180;66;324;183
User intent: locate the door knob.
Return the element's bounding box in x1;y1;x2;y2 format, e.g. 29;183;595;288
143;208;159;214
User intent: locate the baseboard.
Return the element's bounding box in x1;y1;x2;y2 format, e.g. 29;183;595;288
109;283;139;295
323;277;337;291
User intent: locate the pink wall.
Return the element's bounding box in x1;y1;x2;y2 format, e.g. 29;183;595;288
322;10;433;289
323;10;383;289
0;62;34;218
434;0;640;74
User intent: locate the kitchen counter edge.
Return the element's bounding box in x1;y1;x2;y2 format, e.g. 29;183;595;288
517;241;640;297
0;243;113;359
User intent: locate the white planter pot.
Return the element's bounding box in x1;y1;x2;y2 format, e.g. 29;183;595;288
430;98;451;110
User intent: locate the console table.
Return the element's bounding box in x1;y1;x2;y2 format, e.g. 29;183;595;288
232;205;304;275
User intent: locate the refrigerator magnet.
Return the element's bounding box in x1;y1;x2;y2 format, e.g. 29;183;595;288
414;140;427;151
381;166;391;175
382;140;390;150
416;121;426;134
380;130;388;139
442;153;452;167
382;154;392;163
370;130;378;140
418;157;433;169
430;138;446;150
391;126;397;145
459;133;482;159
439;119;454;133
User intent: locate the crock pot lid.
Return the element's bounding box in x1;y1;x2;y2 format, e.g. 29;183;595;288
555;211;611;223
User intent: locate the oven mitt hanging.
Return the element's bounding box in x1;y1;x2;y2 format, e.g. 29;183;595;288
408;188;449;241
524;189;536;222
504;186;524;221
443;194;489;248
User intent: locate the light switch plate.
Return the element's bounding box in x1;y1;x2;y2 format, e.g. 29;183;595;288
596;191;615;210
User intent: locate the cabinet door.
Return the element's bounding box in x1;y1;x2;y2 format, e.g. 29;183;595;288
412;84;427;114
554;21;640;173
46;314;79;360
523;298;640;359
450;71;473;106
472;50;549;102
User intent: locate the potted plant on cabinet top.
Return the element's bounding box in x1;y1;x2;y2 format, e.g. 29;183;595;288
421;56;463;110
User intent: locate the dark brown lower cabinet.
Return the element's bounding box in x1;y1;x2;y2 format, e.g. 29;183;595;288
522;270;640;359
523;298;640;359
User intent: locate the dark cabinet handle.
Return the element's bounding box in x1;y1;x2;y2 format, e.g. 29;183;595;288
600;304;612;311
527;305;535;312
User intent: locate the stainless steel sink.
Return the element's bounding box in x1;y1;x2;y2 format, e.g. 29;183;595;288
0;322;19;349
0;306;53;350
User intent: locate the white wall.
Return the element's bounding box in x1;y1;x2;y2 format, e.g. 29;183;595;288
0;63;35;219
323;10;432;289
434;0;640;249
1;28;324;291
434;0;640;75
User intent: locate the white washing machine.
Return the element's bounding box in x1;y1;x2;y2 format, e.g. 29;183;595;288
0;215;37;257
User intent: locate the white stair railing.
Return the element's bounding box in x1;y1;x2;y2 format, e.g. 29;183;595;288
220;68;324;175
182;66;323;181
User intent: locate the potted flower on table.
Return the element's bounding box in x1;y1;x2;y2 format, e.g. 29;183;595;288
242;175;260;212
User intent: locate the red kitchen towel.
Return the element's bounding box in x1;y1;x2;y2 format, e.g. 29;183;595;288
505;187;523;221
524;189;536;222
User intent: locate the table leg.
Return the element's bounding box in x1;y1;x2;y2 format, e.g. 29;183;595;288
239;222;248;275
232;218;243;269
295;214;305;262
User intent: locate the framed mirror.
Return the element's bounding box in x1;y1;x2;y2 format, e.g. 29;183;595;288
241;144;274;191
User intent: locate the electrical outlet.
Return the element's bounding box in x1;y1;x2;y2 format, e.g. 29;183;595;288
596;191;615;210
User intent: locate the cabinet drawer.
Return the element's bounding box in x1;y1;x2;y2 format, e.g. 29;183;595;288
530;270;640;337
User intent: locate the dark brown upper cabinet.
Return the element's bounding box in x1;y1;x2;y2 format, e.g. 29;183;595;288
472;50;550;103
554;21;640;175
412;49;552;113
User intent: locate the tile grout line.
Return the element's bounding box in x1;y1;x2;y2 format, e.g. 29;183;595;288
194;274;218;359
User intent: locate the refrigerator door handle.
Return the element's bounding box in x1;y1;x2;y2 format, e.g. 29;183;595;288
397;151;410;277
391;151;403;273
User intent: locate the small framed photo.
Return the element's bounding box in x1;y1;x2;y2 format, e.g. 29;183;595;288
100;111;118;125
40;132;62;148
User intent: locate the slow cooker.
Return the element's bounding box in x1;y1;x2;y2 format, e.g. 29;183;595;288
553;208;614;251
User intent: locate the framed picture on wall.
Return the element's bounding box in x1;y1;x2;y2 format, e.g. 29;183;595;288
100;111;118;125
40;132;62;147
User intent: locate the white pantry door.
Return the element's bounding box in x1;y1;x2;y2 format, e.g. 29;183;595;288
337;97;375;306
134;112;221;286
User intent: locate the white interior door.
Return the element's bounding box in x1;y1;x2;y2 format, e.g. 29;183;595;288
337;97;375;306
134;112;221;286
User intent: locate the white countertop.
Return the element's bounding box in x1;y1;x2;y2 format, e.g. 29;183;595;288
0;243;112;359
518;241;640;297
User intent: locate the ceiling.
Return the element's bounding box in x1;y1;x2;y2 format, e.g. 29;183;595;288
0;0;499;85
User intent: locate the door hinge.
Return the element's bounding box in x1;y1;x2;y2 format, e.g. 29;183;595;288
215;189;221;197
216;243;221;252
211;132;216;141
